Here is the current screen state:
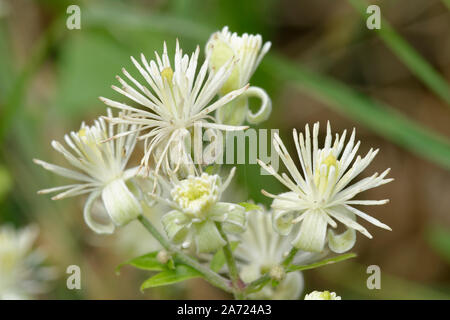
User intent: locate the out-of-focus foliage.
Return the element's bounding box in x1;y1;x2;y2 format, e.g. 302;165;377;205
0;0;449;299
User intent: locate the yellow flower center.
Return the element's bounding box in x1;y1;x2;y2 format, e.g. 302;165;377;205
78;128;87;138
314;153;339;192
321;291;332;300
171;174;220;217
161;67;174;84
322;154;337;168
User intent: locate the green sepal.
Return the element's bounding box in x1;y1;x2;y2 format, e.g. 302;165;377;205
238;202;262;212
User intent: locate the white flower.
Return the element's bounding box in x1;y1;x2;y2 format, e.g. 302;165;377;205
206;26;272;125
171;173;221;217
100;41;249;176
34;109;142;234
0;225;54;300
234;208;323;300
152;169;246;253
305;290;341;300
258;122;393;253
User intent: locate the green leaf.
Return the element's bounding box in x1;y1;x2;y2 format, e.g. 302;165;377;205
238;202;262;212
442;0;450;10
116;251;166;274
55;32;130;116
210;241;240;272
0;165;12;201
287;253;357;272
348;0;450;106
140;264;202;291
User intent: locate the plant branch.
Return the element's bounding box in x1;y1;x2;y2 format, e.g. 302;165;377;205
282;247;299;267
215;222;245;299
245;246;299;294
137;215;234;294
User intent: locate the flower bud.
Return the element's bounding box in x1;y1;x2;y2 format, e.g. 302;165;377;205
157;250;171;264
269;265;285;282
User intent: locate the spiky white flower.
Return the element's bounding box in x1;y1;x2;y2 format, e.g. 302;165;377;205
305;290;341;300
34;109;142;234
258;122;393;253
206;26;272;125
0;225;54;300
152;169;246;253
100;41;249;177
234;208;323;300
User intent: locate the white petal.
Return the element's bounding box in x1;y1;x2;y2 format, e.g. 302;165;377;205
327;206;372;238
83;191;115;234
327;228;356;253
101;179;142;227
245;86;272;124
292;210;328;252
161;210;190;244
344;204;391;231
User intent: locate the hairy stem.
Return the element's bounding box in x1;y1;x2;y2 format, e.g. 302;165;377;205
138;215;234;294
215;222;245;300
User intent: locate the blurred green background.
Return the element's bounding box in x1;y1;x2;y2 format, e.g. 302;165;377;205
0;0;449;299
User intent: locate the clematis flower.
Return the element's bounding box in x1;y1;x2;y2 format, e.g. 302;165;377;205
0;225;55;299
100;40;248;177
258;122;392;253
305;290;341;300
206;26;272;125
34;109;142;234
234;208;323;300
151;169;246;253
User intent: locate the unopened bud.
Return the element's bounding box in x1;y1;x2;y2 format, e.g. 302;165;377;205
157;250;170;264
269;265;285;282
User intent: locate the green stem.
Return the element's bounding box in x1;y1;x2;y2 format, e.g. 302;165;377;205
215;222;245;300
245;247;299;294
137;215;234;294
282;247;299;267
245;274;271;294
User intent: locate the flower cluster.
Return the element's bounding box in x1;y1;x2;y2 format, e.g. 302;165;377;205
34;26;392;300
